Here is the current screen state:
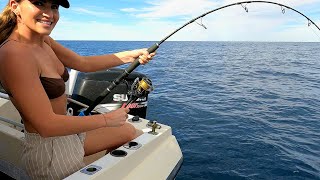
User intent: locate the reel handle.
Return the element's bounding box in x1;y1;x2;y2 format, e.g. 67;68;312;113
124;97;138;108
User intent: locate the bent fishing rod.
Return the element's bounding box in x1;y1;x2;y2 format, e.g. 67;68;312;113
81;0;320;115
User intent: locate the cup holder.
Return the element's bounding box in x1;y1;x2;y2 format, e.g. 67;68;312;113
128;116;142;123
80;165;102;175
110;150;127;157
123;141;142;150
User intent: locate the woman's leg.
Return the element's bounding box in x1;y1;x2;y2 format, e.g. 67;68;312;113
83;122;143;156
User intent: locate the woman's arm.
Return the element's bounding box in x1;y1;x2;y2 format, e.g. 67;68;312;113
47;36;155;72
0;47;127;137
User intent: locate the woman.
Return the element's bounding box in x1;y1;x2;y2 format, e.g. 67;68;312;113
0;0;155;179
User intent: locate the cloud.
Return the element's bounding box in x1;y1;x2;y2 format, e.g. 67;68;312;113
71;7;115;18
51;0;320;42
133;0;219;19
51;18;179;41
278;0;319;7
127;0;319;19
120;8;140;13
52;11;320;42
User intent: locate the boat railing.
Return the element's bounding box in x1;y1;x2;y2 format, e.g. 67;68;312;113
0;115;23;128
0;92;9;100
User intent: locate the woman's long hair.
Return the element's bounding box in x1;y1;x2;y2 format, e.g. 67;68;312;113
0;1;19;44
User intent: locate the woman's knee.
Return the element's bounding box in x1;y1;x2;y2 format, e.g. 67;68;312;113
122;123;140;141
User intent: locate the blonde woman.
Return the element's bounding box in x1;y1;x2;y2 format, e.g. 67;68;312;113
0;0;155;179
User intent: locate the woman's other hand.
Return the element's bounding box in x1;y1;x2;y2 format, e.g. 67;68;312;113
103;108;129;127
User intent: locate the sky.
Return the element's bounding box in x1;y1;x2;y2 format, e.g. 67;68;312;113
1;0;320;42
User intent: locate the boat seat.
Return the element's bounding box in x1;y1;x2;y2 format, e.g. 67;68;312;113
0;122;29;179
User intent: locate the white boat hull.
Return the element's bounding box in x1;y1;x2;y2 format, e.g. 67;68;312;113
0;96;183;179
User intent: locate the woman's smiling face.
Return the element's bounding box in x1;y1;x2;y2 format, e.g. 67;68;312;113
12;0;60;36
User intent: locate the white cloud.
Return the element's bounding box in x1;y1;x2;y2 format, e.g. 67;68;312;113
51;18;179;41
71;7;115;18
120;8;140;13
130;0;319;19
277;0;319;7
134;0;219;19
51;0;320;42
52;13;320;42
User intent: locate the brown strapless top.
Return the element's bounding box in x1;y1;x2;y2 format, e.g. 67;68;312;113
3;68;69;99
0;39;70;99
39;68;69;99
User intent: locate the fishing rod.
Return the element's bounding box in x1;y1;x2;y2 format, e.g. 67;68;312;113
81;0;320;116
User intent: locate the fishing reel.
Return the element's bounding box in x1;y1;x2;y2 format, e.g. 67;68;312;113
125;77;154;108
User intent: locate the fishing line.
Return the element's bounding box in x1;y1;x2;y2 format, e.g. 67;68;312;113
310;26;320;41
82;0;320;115
275;6;320;41
195;17;207;29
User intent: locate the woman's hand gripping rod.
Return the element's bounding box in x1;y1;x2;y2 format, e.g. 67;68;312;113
79;43;159;116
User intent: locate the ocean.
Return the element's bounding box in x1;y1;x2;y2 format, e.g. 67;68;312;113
60;41;320;180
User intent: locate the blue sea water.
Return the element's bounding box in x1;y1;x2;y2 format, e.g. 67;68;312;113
60;41;320;180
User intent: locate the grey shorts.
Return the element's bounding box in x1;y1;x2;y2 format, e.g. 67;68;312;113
21;131;86;180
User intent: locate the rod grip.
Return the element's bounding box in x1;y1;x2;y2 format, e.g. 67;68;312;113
126;43;159;73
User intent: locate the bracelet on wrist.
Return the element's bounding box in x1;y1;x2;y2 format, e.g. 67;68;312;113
102;114;107;127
